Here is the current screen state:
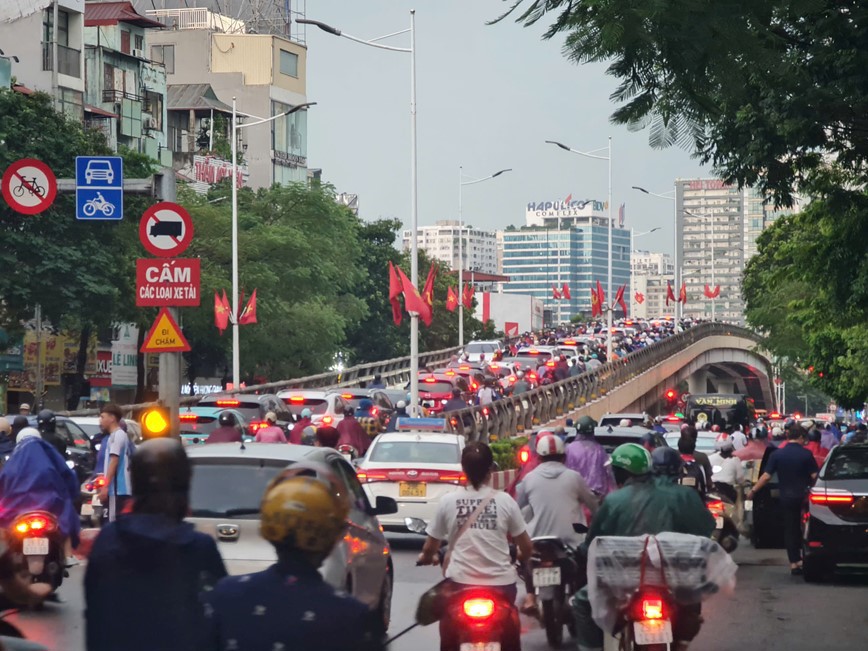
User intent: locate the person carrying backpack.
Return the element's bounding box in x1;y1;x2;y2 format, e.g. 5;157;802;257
677;435;708;497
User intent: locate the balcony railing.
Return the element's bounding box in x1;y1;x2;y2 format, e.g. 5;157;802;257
102;88;142;104
42;43;81;78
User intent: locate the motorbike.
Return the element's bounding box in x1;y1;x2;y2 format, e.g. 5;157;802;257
79;473;106;527
706;488;739;553
404;516;521;651
336;444;358;463
526;534;586;647
602;586;682;651
6;511;66;591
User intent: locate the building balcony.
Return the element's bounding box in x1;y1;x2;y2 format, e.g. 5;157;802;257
42;43;81;78
103;88;142;104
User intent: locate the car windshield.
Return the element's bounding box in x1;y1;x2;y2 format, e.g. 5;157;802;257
282;397;328;416
822;448;868;480
420;381;454;395
369;441;460;464
666;435;717;454
189;460;289;517
465;343;499;354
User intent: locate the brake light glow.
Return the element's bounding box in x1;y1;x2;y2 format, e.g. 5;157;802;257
341;394;354;399
518;447;530;464
463;598;495;619
809;488;855;505
629;590;670;622
370;407;379;417
459;365;471;371
215;400;240;407
445;370;456;376
13;513;56;536
179;413;198;421
289;396;305;403
706;500;725;516
322;415;334;425
356;470;389;483
666;415;681;422
642;599;665;620
248;420;267;432
769;412;781;419
424;377;437;383
546;361;556;367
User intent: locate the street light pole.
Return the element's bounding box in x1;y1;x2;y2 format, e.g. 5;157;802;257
631;185;682;321
546;138;613;359
230;98;315;388
299;12;419;413
457;167;511;347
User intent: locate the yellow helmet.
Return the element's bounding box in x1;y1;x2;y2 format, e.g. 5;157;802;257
259;462;349;558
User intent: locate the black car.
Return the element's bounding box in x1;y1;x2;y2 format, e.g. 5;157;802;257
1;415;95;483
802;443;868;581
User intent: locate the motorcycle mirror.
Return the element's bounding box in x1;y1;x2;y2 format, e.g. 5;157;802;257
572;523;589;534
415;579;451;626
404;517;428;535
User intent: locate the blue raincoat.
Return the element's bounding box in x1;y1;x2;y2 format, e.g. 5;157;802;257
0;437;81;546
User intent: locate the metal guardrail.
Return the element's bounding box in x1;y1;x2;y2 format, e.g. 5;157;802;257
59;345;463;417
446;323;766;442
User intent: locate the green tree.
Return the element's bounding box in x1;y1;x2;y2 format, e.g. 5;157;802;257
179;181;367;381
494;0;868;204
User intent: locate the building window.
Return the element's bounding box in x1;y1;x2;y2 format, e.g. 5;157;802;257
151;45;175;74
134;34;144;53
279;50;299;77
43;9;70;47
121;30;131;54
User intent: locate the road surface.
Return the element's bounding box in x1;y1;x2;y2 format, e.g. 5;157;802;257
7;538;868;650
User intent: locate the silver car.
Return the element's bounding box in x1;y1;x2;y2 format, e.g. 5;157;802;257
186;443;397;630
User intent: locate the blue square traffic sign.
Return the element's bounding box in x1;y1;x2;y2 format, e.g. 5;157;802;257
75;156;123;220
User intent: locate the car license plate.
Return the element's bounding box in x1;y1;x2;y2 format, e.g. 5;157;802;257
715;516;724;528
459;644;500;651
533;566;562;587
81;502;94;516
633;619;673;645
399;482;426;498
23;538;49;556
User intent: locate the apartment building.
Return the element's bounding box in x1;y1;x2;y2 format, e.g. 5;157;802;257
403;220;498;276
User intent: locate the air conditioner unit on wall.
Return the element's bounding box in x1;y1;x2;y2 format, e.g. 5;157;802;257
132;48;144;58
144;117;158;130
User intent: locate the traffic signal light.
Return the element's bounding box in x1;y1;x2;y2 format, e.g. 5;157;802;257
664;389;678;403
140;406;171;439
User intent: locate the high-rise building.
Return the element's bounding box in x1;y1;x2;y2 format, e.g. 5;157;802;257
402;220;498;276
631;251;674;277
630;251;674;320
502;196;630;325
743;188;803;260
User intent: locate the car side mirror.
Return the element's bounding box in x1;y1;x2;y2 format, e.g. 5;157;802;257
373;496;398;516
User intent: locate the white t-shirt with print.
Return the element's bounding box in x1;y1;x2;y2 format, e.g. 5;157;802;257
427;486;526;586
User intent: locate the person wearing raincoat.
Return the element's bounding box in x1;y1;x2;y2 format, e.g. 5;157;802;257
336;406;371;457
565;416;616;496
572;443;715;651
0;428;81;554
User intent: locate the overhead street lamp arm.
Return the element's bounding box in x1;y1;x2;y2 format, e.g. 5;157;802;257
238;102;316;129
460;168;513;186
298;17;411;53
632;185;675;200
545;139;609;161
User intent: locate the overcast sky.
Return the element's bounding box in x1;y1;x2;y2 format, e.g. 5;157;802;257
303;0;709;256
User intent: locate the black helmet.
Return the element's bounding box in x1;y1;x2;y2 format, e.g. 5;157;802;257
807;428;821;443
652;446;683;476
36;409;56;433
11;415;29;436
577;415;597;435
344;405;355;417
131;438;192;521
218;411;236;427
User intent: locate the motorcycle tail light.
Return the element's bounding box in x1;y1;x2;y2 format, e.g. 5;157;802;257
248;420;267;432
463;598;495;619
630;590;669;622
518;447;530;465
13;513;57;536
321;415;334;425
706;499;725;515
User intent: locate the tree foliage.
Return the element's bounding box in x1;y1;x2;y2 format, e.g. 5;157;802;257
743;185;868;407
494;0;868;204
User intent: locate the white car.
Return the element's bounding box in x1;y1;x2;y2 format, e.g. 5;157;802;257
356;430;466;531
277;389;349;427
461;340;503;363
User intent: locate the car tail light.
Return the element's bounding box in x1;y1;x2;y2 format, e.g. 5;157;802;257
424;377;437;383
463;598;495;619
434;471;467;485
341;393;354;399
629;590;669;622
288;396;305;403
322;415;334;425
370;407;379;417
546;360;556;367
179;413;198;421
13;513;57;536
215;399;240;407
248;420;267;432
809;488;854;505
518;446;530;465
356;470;389;483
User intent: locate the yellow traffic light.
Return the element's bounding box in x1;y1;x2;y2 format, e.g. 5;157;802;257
141;407;171;439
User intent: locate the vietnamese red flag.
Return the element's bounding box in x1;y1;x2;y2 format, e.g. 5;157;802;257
422;264;437;309
634;291;645;304
666;281;676;306
238;288;257;325
388;261;403;326
562;283;571;300
615;284;628;316
446;286;458;312
552;285;562;300
590;285;601;317
704;284;721;298
462;283;475;310
596;280;606;311
214;290;229;334
679;281;687;304
398;267;433;326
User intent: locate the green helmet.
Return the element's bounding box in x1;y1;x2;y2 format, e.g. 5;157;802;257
609;443;652;475
577;415;597;435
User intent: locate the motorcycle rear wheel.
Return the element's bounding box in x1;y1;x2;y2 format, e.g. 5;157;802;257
542;599;563;647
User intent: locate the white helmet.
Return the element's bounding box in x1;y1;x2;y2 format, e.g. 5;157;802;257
619;418;632;427
536;433;565;457
16;427;42;444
